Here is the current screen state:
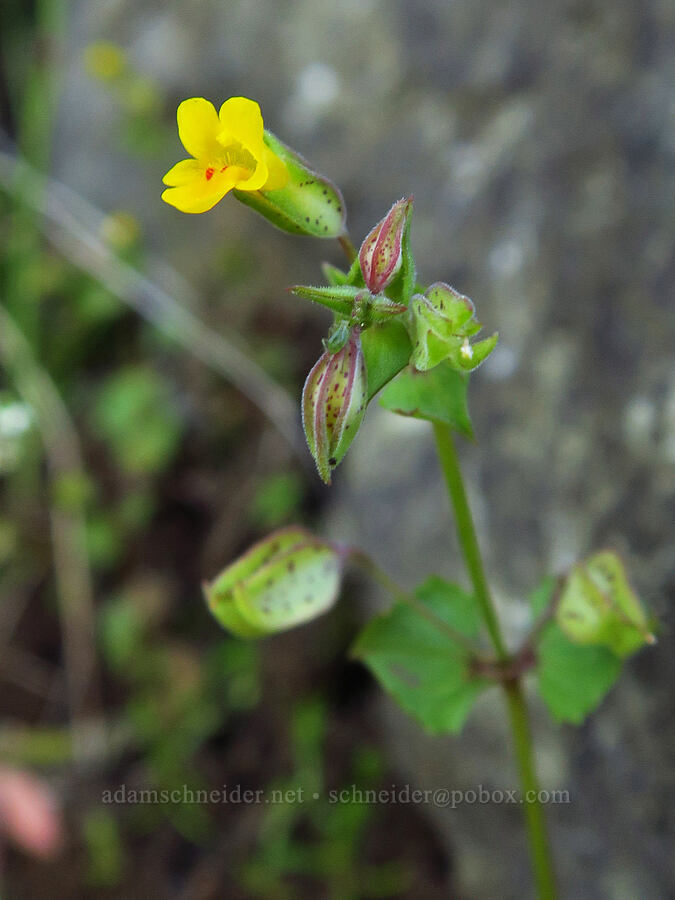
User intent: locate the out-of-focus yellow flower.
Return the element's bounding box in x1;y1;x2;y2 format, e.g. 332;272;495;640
161;97;288;214
84;41;127;82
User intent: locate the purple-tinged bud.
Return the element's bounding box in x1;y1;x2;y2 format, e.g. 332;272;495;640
302;330;368;484
359;197;413;294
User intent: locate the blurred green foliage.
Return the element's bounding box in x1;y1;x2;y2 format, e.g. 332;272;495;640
240;697;412;899
91;366;182;476
0;9;425;898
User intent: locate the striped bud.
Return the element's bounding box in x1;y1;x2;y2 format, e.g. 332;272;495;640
359;197;413;294
302;330;368;484
204;527;344;638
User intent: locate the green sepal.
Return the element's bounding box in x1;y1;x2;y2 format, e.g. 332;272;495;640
233;131;346;238
322;262;349;286
367;294;408;321
321;256;364;288
289;284;361;316
348;292;408;330
361;320;412;400
379;362;474;438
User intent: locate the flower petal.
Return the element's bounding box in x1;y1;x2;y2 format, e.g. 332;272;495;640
233;158;269;192
218;97;265;156
177;98;221;159
261;147;289;191
162;158;204;187
162;166;243;214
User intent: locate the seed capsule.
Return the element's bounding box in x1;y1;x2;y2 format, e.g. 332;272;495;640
204;527;344;637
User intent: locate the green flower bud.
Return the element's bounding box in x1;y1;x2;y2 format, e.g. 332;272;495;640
302;330;368;484
556;551;656;658
359;197;413;294
234;131;346;238
204;527;344;638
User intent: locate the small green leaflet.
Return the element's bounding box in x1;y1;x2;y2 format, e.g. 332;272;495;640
352;577;487;735
378;362;474;438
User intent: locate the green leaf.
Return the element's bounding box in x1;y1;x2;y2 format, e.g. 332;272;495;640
414;576;482;638
379;362;473;437
535;623;622;725
352;591;487;735
361;320;411;400
528;575;558;617
233;131;346;238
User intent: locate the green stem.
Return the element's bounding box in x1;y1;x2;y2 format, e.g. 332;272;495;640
432;422;506;658
338;233;358;265
432;422;556;899
504;681;557;900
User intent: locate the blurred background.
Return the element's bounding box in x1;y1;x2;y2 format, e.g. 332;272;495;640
0;0;673;897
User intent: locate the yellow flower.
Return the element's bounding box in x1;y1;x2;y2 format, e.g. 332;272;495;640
161;97;288;214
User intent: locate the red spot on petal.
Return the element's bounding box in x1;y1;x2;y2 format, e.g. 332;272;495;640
205;168;215;181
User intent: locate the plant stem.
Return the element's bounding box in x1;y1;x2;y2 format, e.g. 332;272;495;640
338;233;358;265
432;422;506;658
504;680;557;900
432;422;556;899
